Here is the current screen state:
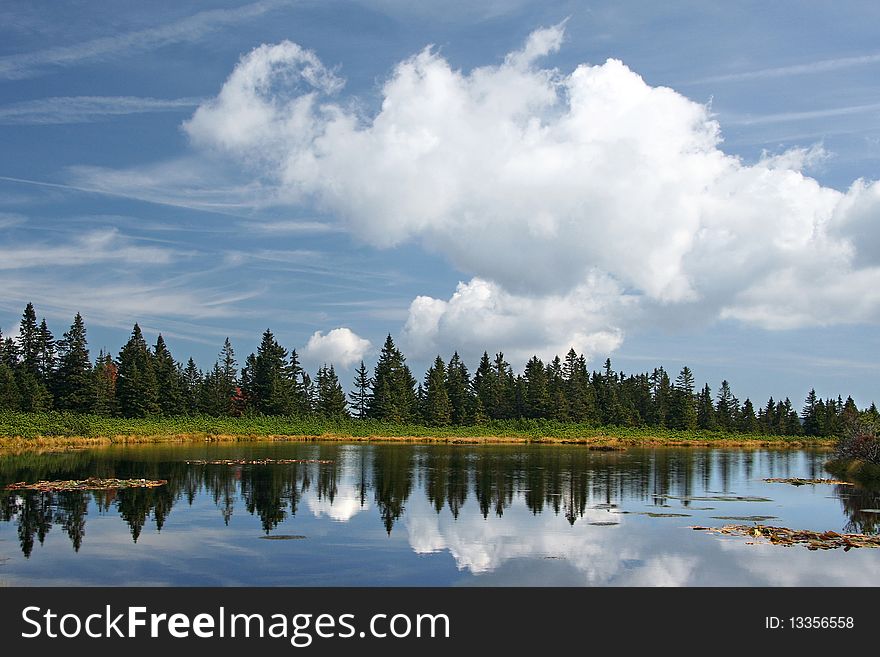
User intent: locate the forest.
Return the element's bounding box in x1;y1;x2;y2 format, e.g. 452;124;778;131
0;302;876;437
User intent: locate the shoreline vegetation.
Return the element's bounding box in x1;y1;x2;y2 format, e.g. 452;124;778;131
0;302;871;457
0;411;835;450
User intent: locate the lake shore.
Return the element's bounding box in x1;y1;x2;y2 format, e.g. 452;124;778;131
0;431;834;451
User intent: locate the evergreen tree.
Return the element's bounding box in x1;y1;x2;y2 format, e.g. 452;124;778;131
367;335;418;422
116;324;160;417
316;364;348;418
220;338;240;415
153;335;185;415
649;367;671;427
715;380;736;431
668;366;697;429
696;383;716;430
17;302;39;375
249;329;294;415
183;358;203;415
523;356;550;419
0;361;21;411
36;318;56;385
422;356;452;425
472;352;495;419
738;398;759;433
349;360;371;419
801;389;820;436
54;313;93;413
92;350;117;416
445;352;472;425
286;349;311;415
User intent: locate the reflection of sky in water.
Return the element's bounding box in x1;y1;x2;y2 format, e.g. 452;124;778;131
0;444;878;586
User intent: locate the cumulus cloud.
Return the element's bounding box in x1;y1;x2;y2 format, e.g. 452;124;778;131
182;25;880;359
302;327;371;367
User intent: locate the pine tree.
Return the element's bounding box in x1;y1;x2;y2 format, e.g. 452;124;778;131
92;350;117;415
54;313;93;413
367;335;417;422
316;364;348;418
17;302;39;375
445;352;472;425
249;329;294;415
696;383;716;430
36;318;56;385
220;337;238;415
738;398;759;433
668;366;697;429
422;356;452;425
153;335;185;415
182;358;203;415
349;360;371;419
523;356;550;419
716;380;736;431
0;360;21;411
801;389;820;436
116;324;159;417
472;352;495;419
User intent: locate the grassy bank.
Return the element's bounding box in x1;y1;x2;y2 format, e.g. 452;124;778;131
825;458;880;486
0;411;834;450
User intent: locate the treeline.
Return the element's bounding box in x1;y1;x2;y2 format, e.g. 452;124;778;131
1;302;876;436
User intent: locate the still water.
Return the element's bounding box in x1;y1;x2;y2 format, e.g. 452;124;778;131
1;442;878;586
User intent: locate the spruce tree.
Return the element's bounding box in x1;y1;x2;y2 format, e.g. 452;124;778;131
668;366;697;429
92;350;117;415
36;318;56;385
367;335;417;422
316;364;348;418
153;335;186;415
738;398;759;433
422;356;452;425
0;361;21;411
54;313;93;413
801;389;820;436
349;360;371;419
18;302;39;375
445;352;472;425
523;356;550;419
696;383;716;430
183;358;202;415
716;381;736;431
116;324;160;417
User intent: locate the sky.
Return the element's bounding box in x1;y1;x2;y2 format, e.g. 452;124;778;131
1;0;879;406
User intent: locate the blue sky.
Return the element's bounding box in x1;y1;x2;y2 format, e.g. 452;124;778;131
1;1;878;407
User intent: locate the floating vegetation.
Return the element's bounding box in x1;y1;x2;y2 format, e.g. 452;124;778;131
186;459;334;465
711;515;778;522
590;503;618;510
588;521;620;526
258;535;307;540
691;524;880;550
669;495;772;503
587;445;626;451
615;511;691;517
4;477;167;492
764;477;853;486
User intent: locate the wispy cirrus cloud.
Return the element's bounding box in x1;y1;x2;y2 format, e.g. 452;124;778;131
724;101;880;126
0;0;292;80
0;227;178;270
692;51;880;84
0;95;202;125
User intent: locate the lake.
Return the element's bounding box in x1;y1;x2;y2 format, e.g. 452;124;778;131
1;442;878;586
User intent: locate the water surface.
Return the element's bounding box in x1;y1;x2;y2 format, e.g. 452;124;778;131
1;442;877;586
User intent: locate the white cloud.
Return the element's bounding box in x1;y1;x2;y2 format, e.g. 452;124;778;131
182;25;880;359
302;327;371;367
401;276;626;362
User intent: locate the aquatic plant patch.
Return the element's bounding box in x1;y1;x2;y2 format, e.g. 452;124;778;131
764;477;853;486
691;524;880;550
4;477;167;492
